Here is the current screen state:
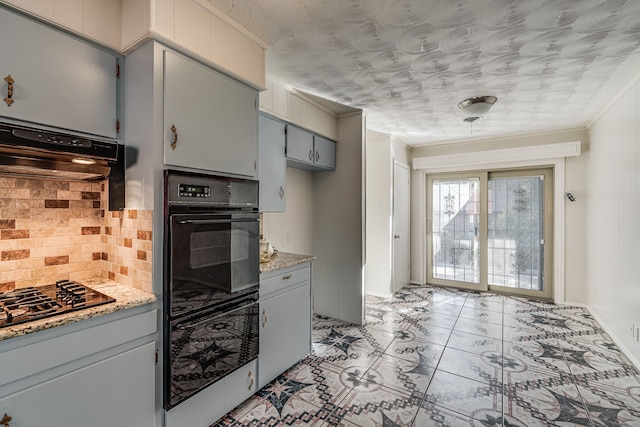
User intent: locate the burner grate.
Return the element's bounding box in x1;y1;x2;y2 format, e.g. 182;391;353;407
0;281;115;328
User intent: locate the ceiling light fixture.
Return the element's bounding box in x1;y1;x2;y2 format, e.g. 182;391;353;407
458;95;497;121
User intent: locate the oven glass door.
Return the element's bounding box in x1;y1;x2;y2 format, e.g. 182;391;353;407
169;213;259;317
167;293;259;409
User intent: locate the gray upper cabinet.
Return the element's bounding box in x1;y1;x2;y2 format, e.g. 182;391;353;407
286;125;315;166
0;7;117;138
259;114;286;212
314;135;337;170
286;124;336;171
164;50;258;178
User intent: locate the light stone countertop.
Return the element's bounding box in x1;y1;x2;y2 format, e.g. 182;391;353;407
260;251;315;273
0;278;156;342
1;255;312;341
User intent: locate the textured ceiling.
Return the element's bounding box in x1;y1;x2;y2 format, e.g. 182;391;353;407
205;0;640;145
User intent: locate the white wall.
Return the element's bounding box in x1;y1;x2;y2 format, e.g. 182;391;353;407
4;0;266;89
410;167;425;285
365;132;411;297
140;0;266;88
564;151;588;304
587;75;640;366
365;131;392;297
391;137;411;165
313;113;365;325
259;79;338;140
262;114;366;325
259;84;366;324
3;0;122;49
409;128;589;304
259;79;339;255
261;167;314;255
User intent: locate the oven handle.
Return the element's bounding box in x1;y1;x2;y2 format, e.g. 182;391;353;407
176;299;257;330
176;218;257;225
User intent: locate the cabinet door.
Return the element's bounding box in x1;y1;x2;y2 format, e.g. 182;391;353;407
164;50;258;177
259;283;311;388
286;125;314;165
314;135;336;170
259;115;286;212
0;7;117;138
0;342;155;427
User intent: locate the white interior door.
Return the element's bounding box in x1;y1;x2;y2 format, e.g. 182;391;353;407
393;161;411;293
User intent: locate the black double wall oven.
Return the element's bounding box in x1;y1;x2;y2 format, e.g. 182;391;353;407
163;170;260;409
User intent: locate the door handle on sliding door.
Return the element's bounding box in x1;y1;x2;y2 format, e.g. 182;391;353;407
427;219;432;233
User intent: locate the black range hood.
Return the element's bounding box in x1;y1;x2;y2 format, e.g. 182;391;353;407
0;122;125;211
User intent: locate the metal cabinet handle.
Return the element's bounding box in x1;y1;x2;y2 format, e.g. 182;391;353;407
309;149;313;161
4;75;14;107
282;274;292;280
248;371;254;390
170;125;178;150
316;151;319;162
279;186;284;199
1;413;11;427
262;308;267;327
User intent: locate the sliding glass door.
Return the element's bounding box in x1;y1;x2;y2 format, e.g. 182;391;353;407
427;169;553;299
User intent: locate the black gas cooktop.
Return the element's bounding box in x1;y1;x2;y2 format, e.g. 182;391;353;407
0;280;115;328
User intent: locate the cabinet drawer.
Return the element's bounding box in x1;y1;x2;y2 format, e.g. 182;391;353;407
0;310;157;386
260;265;310;297
165;358;258;427
223;359;258;413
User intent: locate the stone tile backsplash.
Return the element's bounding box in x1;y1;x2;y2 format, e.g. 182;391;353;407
0;177;152;293
102;209;152;291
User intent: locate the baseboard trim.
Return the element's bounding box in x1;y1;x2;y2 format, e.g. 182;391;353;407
560;301;588;308
587;307;640;371
365;291;393;299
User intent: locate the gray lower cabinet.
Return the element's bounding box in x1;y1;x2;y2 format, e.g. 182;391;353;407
0;6;117;138
164;50;258;178
259;114;287;212
0;309;157;427
259;264;312;389
0;343;155;426
286;124;336;171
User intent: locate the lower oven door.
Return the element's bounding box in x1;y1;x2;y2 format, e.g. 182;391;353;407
169;212;259;316
166;293;259;409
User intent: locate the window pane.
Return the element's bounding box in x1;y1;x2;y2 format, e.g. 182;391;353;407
432;178;480;283
488;175;544;290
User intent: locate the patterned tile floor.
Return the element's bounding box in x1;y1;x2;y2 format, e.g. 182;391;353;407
214;284;640;426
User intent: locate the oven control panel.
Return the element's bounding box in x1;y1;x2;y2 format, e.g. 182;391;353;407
166;170;258;208
178;184;210;198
